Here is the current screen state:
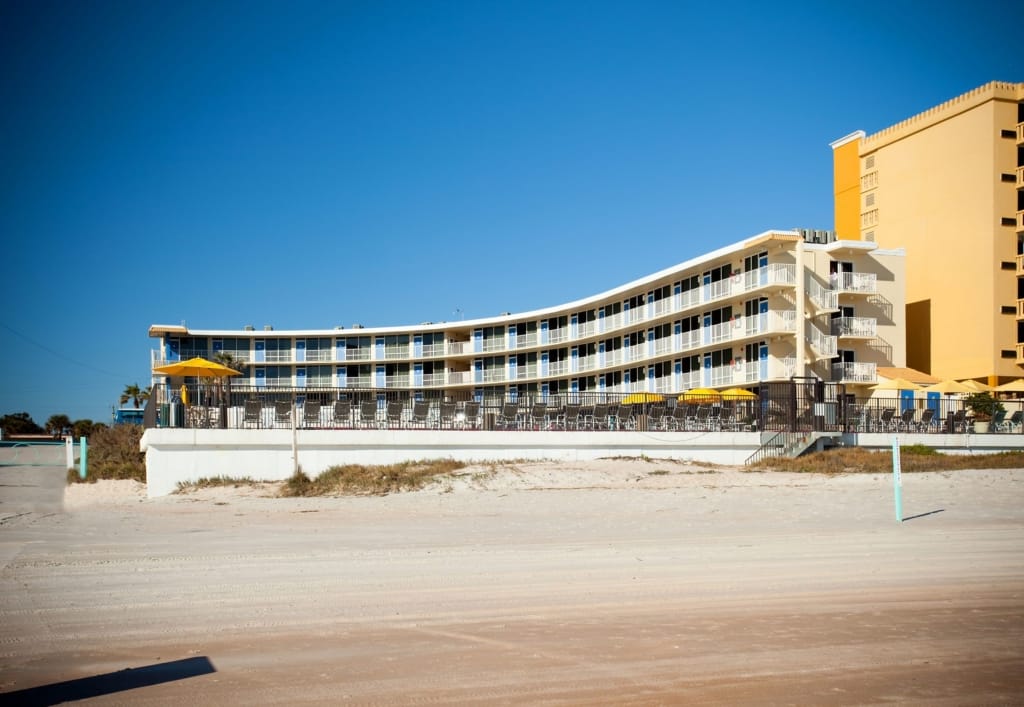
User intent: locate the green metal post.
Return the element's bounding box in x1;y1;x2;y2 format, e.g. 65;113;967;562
891;436;902;523
79;436;87;480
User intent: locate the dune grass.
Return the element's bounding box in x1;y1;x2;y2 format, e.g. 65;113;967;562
282;459;468;496
752;446;1024;474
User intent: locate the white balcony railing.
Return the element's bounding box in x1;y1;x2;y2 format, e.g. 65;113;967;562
832;316;877;338
808;277;838;311
808;322;838;358
837;271;877;294
832;361;877;383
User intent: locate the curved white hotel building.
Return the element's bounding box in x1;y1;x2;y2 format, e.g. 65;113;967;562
149;230;905;400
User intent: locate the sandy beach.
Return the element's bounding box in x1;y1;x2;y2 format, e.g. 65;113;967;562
2;459;1023;705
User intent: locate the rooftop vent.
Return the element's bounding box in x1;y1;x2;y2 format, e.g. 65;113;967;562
263;325;273;331
244;325;255;331
352;324;364;329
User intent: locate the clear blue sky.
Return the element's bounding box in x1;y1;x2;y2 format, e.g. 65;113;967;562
2;0;1022;426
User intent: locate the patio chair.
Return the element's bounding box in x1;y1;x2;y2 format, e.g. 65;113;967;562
1006;410;1023;433
411;401;432;427
438;402;457;428
461;401;481;429
606;404;621;430
302;400;322;428
706;406;722;431
529;403;550;430
646;404;667;430
560;403;581;430
332;400;351;427
950;409;968;433
916;408;936;433
667;404;687;431
877;408;896;432
987;409;1007;433
617;405;636;430
895;408;916;432
719;405;737;431
590;404;610;430
274;401;292;427
359;400;380;429
497;402;520;430
386;400;405;428
243;399;262;428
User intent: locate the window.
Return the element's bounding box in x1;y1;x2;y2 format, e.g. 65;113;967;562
1001;173;1016;183
1001;262;1016;270
1000;350;1016;359
1001;130;1016;139
865;193;875;207
1002;218;1017;226
864;155;875;169
1001;306;1016;314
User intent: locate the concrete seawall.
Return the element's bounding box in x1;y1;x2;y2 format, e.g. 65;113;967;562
140;429;1024;498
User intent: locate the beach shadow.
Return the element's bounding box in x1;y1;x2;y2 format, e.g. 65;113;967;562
0;655;215;704
902;508;945;522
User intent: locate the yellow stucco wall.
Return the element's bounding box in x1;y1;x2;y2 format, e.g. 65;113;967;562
856;84;1022;381
831;136;862;241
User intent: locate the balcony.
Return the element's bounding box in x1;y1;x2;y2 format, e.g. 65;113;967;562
835;272;877;295
1018;165;1024;188
1018;343;1024;365
1018;121;1024;144
1018;254;1024;276
1018;299;1024;320
807;323;837;358
1017;210;1024;233
384;345;410;360
831;316;877;338
832;361;877;384
447;341;470;356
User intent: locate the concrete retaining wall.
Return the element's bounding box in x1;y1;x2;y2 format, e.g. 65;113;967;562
140;428;1024;498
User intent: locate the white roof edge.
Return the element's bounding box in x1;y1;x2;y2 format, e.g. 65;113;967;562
148;229;805;338
829;130;866;150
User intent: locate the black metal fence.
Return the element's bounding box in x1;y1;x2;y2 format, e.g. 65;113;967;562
145;381;1023;434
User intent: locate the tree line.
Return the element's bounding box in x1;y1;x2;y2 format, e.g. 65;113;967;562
1;383;153;439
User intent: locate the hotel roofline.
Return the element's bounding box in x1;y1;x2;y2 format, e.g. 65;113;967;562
151;230;895;339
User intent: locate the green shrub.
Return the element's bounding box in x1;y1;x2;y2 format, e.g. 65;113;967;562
67;424;145;483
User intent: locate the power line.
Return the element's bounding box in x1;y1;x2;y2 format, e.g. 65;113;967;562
0;321;126;379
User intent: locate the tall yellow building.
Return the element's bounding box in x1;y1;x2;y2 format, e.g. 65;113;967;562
831;81;1024;385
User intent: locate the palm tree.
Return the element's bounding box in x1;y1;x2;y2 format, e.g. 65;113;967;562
45;414;72;437
120;383;148;408
212;351;247;406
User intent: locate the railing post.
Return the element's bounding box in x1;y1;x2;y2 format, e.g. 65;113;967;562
79;436;87;480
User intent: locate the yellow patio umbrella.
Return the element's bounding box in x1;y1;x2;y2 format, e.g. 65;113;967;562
870;377;921;391
153;357;243;378
995;379;1024;393
922;379;973;395
958;379;993;393
681;388;721;402
621;392;665;405
720;387;757;401
155;357;242;409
